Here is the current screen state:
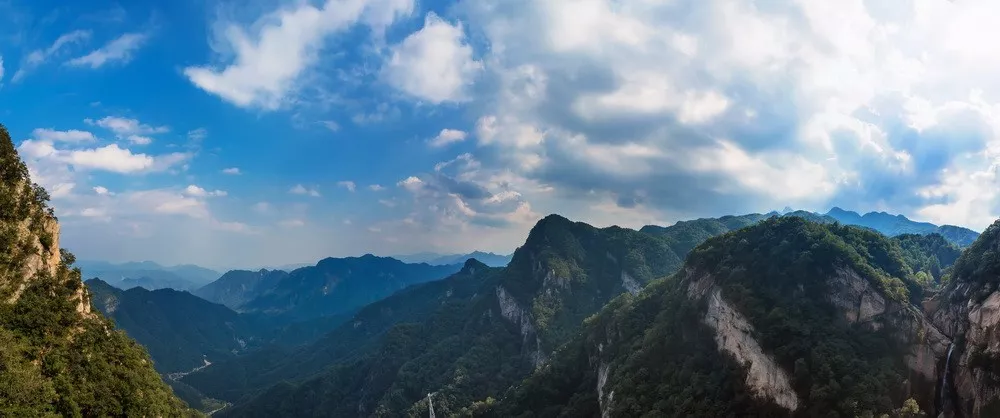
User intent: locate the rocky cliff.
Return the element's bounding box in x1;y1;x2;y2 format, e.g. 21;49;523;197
0;124;193;416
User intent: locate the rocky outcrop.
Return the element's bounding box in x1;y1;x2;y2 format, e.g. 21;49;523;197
686;272;800;411
496;285;548;368
828;267;951;383
928;284;1000;417
621;271;640;296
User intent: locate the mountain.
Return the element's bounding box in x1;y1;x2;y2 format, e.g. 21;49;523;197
86;278;264;374
427;251;513;267
394;251;514;267
193;215;693;416
193;269;289;310
182;259;500;403
0;125;192;416
826;207;979;247
77;259;221;291
238;255;463;320
483;217;953;417
927;220;1000;417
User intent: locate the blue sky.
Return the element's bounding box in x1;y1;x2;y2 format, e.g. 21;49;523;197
3;0;1000;269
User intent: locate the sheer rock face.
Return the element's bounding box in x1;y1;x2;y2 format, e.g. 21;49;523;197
496;285;547;368
686;273;801;412
828;267;951;383
929;284;1000;417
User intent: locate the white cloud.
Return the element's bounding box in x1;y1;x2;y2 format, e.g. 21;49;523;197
127;135;153;145
320;121;340;132
183;0;414;110
369;184;385;191
32;128;96;143
183;185;228;198
397;176;423;191
18;139;188;175
67;33;147;69
222;167;242;175
187;128;208;141
289;184;321;197
87;116;169;136
337;180;356;192
93;186;112;195
383;13;481;103
428;129;468;147
0;56;4;82
12;30;91;82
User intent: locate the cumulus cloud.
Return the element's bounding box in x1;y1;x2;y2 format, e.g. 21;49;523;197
67;32;147;68
183;184;228;197
184;0;414;110
87;116;169;136
32;128;96;143
289;184;321;197
415;0;1000;231
383;13;481;103
428;129;468;147
93;186;112;195
337;180;356;192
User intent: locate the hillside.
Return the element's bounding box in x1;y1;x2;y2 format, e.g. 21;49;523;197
194;268;289;310
927;219;1000;416
483;217;951;417
195;215;688;416
0;124;193;416
238;255;463;320
86;278;264;374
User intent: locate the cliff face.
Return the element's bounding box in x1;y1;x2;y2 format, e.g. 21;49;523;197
0;124;191;416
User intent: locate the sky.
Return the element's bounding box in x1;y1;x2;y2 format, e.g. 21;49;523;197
3;0;1000;269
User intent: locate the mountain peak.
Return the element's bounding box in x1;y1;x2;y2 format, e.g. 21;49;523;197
461;258;488;274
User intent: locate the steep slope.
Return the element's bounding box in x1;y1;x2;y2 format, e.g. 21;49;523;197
926;220;1000;417
239;255;462;320
484;218;950;418
194;268;289;310
193;215;684;417
86;278;263;373
183;259;498;404
893;233;961;285
0;124;193;416
827;207;979;247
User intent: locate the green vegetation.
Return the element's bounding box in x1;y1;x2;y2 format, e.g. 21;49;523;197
892;233;960;285
482;218;928;418
0;124;194;416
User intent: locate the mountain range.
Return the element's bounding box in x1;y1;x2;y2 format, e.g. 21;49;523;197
8;120;1000;417
393;251;514;267
76;259;221;291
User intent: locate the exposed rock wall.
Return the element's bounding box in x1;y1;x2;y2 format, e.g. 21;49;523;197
496;285;548;368
686;273;800;411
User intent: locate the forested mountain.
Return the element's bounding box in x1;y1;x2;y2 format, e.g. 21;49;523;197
193;269;289;310
86;278;263;374
0;125;194;416
482;217;952;417
827;207;979;247
178;211;985;418
238;255;462;320
189;215;700;416
927;220;1000;417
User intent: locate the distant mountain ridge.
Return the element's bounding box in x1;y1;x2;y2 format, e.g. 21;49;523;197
823;207;979;246
394;251;513;267
76;259;221;291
